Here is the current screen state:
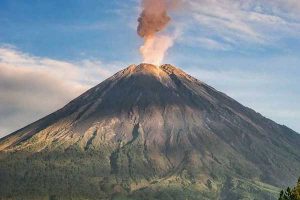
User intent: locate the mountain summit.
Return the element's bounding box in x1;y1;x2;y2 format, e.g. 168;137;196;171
1;64;300;200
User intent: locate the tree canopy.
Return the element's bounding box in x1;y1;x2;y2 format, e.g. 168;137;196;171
279;178;300;200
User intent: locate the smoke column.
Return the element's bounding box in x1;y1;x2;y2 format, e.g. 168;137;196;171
137;0;175;65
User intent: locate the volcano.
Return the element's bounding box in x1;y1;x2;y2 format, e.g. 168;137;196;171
0;64;300;200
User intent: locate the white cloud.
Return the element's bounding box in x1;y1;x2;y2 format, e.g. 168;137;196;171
178;0;300;48
179;36;232;50
0;46;116;137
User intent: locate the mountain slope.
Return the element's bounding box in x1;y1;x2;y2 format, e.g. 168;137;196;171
0;64;299;200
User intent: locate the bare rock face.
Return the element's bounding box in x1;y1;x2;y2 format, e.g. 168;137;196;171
0;64;300;200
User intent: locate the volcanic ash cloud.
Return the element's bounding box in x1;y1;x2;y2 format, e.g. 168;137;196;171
137;0;174;65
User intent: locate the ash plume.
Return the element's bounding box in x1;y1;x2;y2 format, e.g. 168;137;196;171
137;0;171;38
137;0;179;65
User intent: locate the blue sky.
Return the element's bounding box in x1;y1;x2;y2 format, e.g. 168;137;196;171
0;0;300;136
0;0;140;62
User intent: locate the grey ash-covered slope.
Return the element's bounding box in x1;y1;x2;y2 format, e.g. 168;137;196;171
0;64;300;200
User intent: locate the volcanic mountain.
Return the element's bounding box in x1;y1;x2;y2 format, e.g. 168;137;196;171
0;64;300;200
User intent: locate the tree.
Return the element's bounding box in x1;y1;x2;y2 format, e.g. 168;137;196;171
279;178;300;200
291;178;300;200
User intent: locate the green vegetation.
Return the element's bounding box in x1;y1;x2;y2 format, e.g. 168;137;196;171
279;178;300;200
0;147;280;200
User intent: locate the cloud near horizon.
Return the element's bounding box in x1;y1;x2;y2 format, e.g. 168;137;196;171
0;46;115;137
